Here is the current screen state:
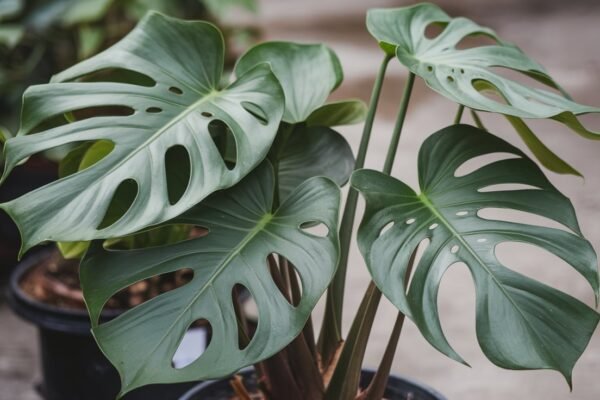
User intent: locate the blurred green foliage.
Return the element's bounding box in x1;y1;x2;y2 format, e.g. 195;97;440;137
0;0;258;131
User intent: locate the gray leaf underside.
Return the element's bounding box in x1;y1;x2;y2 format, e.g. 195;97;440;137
0;12;284;251
80;162;341;394
366;3;600;138
352;124;599;382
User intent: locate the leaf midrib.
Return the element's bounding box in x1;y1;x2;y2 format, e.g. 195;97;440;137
125;211;273;387
418;191;559;367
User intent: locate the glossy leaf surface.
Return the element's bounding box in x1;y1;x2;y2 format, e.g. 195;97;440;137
277;125;354;201
81;162;340;394
353;124;599;382
235;41;342;124
0;12;284;251
367;3;600;139
306;99;368;127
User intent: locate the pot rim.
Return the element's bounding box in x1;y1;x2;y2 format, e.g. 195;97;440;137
178;367;447;400
6;247;123;334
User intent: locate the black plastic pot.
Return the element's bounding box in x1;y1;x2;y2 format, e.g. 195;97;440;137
0;156;57;281
180;368;446;400
6;249;199;400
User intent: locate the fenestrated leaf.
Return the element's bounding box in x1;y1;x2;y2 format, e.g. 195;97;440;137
352;124;599;383
0;12;284;251
366;3;600;139
235;41;343;124
277;124;354;201
80;162;340;394
306;99;368;127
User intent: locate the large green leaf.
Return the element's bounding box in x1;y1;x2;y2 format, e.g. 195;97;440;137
0;12;284;251
366;4;600;139
352;124;599;382
235;41;343;124
276;124;354;201
80;162;340;394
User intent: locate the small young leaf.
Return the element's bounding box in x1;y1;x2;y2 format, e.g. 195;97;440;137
306;99;368;127
236;41;342;124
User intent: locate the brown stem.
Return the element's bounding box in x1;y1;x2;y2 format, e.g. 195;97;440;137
230;375;252;400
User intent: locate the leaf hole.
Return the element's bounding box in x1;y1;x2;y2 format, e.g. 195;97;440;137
408;238;431;287
103;268;194;314
424;22;447;39
405;218;416;225
103;224;202;250
267;254;303;307
472;79;510;105
477;208;575;234
455;152;521;177
455;33;499;50
427;65;434;72
71;68;156;87
451;245;460;254
201;111;213;118
447;76;455;83
97;178;138;230
477;238;488;243
58;140;115;178
429;223;439;230
169;86;183;95
494;241;590;299
241;101;269;125
232;284;257;350
478;183;541;193
29;106;134;134
300;221;329;237
172;318;211;369
456;211;469;217
378;221;395;238
165;145;191;205
146;107;162;114
70;105;135;120
489;66;563;94
208;119;237;170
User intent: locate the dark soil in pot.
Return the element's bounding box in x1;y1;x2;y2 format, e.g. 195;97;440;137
6;248;205;400
180;368;447;400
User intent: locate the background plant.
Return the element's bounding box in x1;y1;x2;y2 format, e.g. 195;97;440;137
0;0;259;133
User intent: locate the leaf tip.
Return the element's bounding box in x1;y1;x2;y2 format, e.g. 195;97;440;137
562;370;574;392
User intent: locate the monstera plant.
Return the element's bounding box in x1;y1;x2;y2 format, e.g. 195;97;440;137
1;3;599;399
